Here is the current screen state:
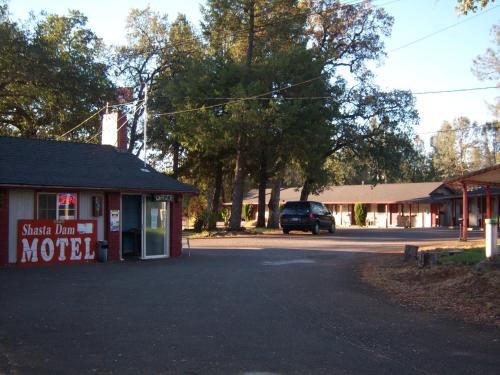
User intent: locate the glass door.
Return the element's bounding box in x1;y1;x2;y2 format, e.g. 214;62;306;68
142;196;169;258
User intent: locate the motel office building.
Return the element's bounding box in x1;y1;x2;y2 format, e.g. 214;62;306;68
0;136;197;267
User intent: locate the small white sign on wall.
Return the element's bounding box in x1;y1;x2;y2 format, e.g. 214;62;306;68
110;210;120;232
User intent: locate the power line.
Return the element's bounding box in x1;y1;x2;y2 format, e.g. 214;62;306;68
56;106;106;141
389;3;500;53
59;0;494;132
416;121;498;136
87;103;144;144
413;86;498;95
152;2;498;118
154;74;329;117
152;86;498;102
54;100;143;140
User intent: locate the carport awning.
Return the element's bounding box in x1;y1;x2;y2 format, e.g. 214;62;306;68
444;164;500;188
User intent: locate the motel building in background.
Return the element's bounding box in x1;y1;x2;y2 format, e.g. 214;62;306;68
237;182;500;229
0;113;197;267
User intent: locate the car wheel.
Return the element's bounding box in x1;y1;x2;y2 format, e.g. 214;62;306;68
328;221;335;234
312;222;320;235
283;229;290;234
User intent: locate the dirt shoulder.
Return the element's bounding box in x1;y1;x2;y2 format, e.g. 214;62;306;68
361;248;500;327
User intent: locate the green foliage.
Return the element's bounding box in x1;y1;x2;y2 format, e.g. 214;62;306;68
457;0;495;14
0;1;430;225
193;210;218;233
242;204;254;222
354;203;367;227
0;6;113;139
220;208;231;227
472;21;500;160
439;248;486;265
430;117;497;179
112;7;173;153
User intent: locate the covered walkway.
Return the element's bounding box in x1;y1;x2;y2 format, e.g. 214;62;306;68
445;164;500;241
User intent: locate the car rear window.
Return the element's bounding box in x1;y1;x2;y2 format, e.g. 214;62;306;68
282;202;310;215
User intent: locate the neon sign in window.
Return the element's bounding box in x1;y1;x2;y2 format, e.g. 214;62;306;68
38;193;77;220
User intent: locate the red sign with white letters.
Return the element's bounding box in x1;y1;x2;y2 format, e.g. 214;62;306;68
17;220;98;265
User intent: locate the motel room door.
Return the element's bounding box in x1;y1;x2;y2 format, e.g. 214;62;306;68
142;196;170;259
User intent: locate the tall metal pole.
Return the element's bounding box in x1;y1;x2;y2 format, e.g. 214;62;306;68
143;84;148;168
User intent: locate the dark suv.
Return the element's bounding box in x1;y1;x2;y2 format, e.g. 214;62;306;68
280;201;335;235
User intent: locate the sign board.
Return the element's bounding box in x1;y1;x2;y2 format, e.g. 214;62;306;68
17;220;97;266
154;194;174;202
110;210;120;232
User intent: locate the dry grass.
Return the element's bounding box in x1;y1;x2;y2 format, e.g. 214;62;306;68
361;253;500;327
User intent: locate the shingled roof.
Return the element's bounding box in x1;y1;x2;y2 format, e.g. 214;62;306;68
241;182;449;205
0;136;197;193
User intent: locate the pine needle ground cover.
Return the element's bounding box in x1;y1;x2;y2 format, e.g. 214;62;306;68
361;247;500;327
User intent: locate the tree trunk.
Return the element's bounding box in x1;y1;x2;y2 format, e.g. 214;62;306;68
128;94;144;153
209;162;223;230
267;166;284;229
256;149;268;227
300;178;311;201
229;135;246;231
228;1;254;231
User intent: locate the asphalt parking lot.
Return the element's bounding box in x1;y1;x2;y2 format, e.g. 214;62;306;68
0;228;498;375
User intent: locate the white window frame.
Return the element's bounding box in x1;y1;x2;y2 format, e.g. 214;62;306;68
37;192;78;220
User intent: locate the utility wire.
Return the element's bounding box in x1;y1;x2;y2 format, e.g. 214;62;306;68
56;106;106;140
389;3;500;53
413;86;498;95
153;86;498;102
57;100;144;140
416;121;498;136
114;104;144;148
155;75;328;117
87;103;144;144
152;3;499;118
53;0;405;137
109;99;143;108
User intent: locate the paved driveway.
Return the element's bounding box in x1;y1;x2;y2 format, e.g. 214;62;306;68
0;228;498;375
190;227;483;252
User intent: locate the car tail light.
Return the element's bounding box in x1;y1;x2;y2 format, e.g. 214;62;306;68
309;213;316;219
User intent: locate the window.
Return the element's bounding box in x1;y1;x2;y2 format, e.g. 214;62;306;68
282;202;310;215
377;204;386;213
312;202;323;214
38;193;77;220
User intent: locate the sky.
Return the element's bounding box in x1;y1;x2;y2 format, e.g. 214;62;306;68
7;0;500;149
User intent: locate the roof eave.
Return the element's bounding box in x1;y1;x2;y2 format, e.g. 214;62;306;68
0;183;198;195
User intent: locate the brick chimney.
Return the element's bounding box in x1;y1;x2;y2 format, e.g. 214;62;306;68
101;87;133;151
117;110;128;151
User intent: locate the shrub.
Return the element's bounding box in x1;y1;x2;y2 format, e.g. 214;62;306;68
193;211;218;232
242;204;254;222
193;216;205;233
354;202;367;226
221;208;231;227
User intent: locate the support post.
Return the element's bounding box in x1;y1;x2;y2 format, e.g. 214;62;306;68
143;84;148;168
462;183;468;241
486;185;491;219
409;204;412;228
385;204;388;228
